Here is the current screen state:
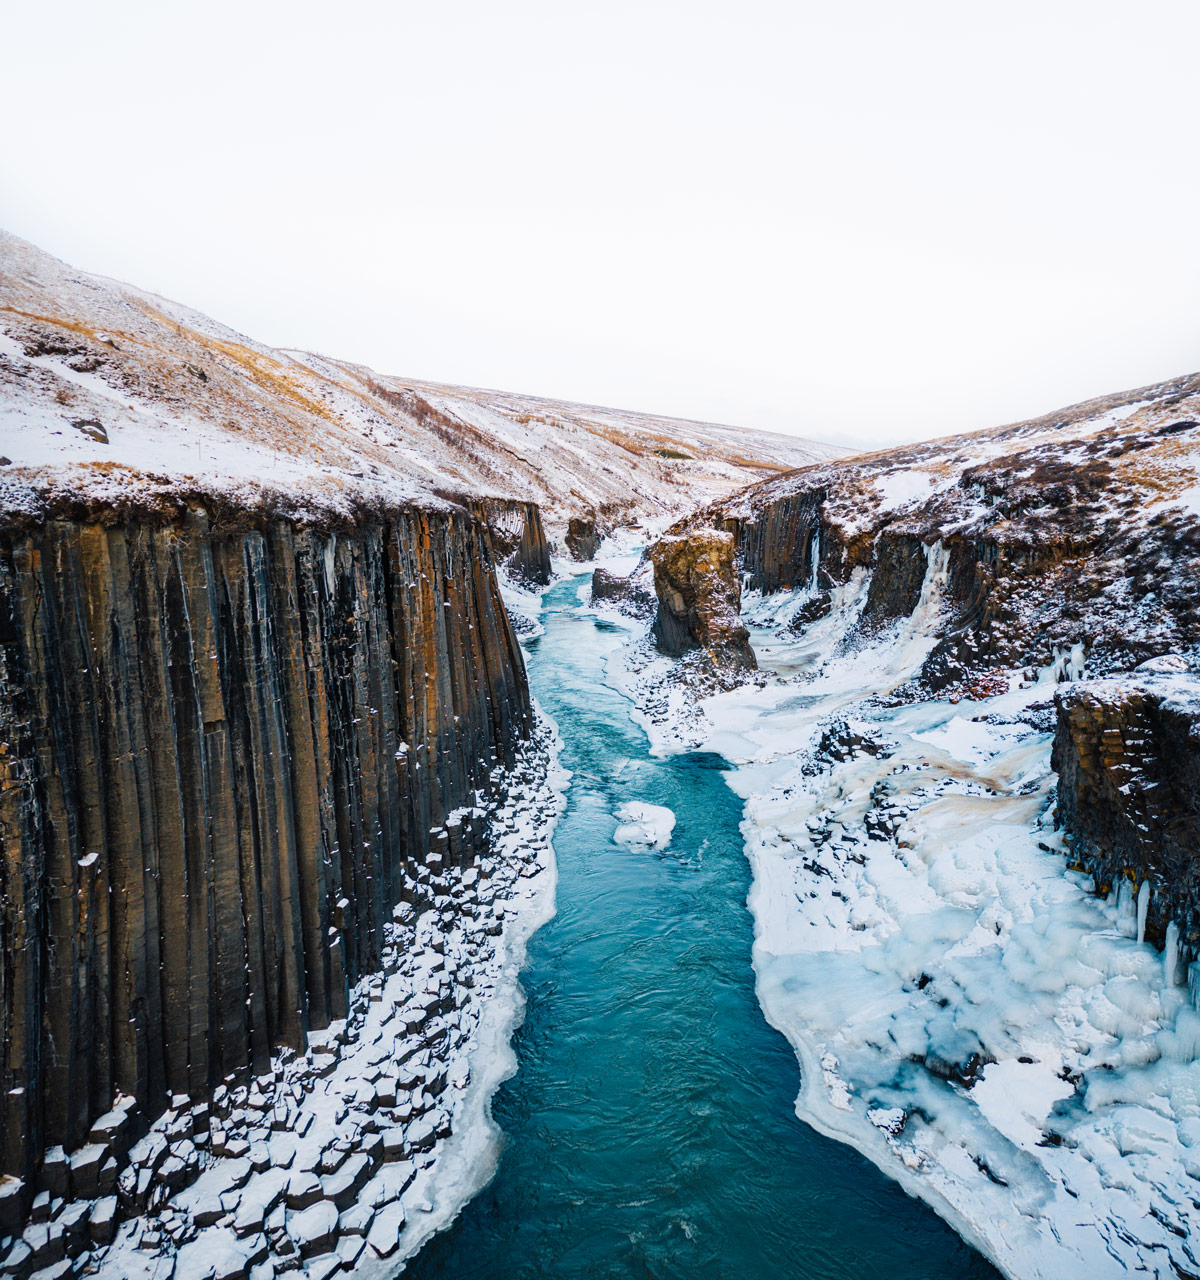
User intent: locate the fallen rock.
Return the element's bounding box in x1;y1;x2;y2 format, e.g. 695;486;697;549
287;1199;338;1257
365;1201;407;1258
68;1144;107;1199
88;1195;118;1246
285;1170;323;1211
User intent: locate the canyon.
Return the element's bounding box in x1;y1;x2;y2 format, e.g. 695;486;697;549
0;231;836;1278
3;225;1200;1280
608;366;1200;1278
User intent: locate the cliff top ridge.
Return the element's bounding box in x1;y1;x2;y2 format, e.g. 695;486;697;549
0;230;845;531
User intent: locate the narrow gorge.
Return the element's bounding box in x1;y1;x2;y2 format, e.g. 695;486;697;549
4;228;1200;1280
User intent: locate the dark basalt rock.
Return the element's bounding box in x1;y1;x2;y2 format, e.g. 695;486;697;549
590;567;654;615
649;531;756;671
862;531;932;627
469;499;552;586
565;516;600;561
0;503;531;1186
736;489;825;594
1052;673;1200;957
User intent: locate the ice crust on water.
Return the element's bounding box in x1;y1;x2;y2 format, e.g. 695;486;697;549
607;547;1200;1279
613;802;677;849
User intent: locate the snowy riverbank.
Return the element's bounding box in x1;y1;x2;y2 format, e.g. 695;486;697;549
603;551;1200;1279
39;721;566;1280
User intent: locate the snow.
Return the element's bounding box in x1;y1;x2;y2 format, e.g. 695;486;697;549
1167;483;1200;518
875;469;935;511
612;802;677;849
0;228;846;531
606;550;1200;1280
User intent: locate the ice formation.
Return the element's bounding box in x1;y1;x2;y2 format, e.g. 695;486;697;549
613;802;678;850
611;545;1200;1279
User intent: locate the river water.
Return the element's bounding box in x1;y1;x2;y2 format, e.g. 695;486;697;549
406;576;997;1280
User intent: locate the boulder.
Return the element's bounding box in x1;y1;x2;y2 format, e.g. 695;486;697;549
648;531;756;670
365;1201;407;1257
88;1195;118;1246
287;1199;338;1257
285;1170;323;1210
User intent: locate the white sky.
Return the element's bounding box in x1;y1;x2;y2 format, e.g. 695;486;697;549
2;1;1197;450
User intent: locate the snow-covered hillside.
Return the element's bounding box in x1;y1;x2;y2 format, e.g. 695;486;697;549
0;230;844;533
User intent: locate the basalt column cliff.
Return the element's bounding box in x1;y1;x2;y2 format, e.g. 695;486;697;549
0;501;530;1185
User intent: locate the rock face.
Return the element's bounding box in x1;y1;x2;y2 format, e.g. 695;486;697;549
471;499;552;586
0;502;531;1184
678;370;1200;695
590;567;654;615
1053;674;1200;956
648;531;756;670
564;516;600;561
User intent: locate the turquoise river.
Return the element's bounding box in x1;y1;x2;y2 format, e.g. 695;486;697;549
406;576;998;1279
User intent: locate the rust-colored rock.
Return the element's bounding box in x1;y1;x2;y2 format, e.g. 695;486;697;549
0;503;530;1182
648;531;756;670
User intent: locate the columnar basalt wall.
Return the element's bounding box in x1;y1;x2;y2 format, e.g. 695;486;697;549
468;498;552;586
1053;676;1200;957
728;490;1159;692
0;503;531;1183
736;489;825;594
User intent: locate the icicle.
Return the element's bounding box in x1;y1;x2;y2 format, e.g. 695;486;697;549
323;539;337;594
1189;962;1200;1011
1165;920;1180;987
908;541;950;632
1115;879;1136;938
1137;879;1151;946
808;528;820;595
1065;641;1087;681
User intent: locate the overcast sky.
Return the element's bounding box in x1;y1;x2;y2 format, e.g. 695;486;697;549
2;1;1197;449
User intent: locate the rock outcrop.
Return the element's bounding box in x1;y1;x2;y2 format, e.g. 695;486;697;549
1053;672;1200;957
564;516;600;561
0;501;530;1188
469;498;552;586
676;370;1200;695
590;566;655;617
649;531;756;670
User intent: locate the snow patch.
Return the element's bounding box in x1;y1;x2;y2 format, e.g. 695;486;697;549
613;802;677;850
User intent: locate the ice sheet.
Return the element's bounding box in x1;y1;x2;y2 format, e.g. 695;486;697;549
605;553;1200;1279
